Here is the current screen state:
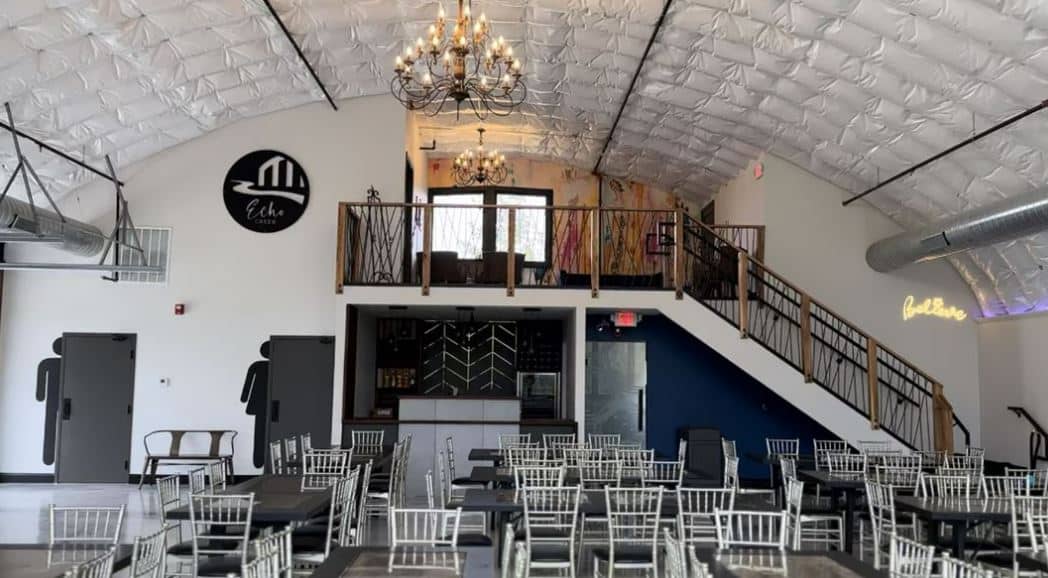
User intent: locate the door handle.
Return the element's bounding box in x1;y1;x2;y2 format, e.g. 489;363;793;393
638;389;645;432
61;398;71;420
271;400;280;423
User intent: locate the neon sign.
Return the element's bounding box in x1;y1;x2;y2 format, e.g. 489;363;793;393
902;296;967;322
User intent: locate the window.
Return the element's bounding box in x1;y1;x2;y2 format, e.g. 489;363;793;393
428;187;553;264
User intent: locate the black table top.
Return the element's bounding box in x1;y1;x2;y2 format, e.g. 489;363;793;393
701;548;888;578
798;469;866;490
894;496;1014;523
457;488;777;516
306;546;467;578
0;544;134;578
467;448;504;463
167;474;332;522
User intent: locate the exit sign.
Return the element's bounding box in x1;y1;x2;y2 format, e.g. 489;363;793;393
612;311;639;327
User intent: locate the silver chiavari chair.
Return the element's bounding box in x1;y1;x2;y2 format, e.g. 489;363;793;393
981;475;1027;499
714;509;788;550
889;533;935;578
1005;468;1048;496
155;475;193;558
939;553;998;578
919;473;972;498
827;452;867;476
587;434;621;451
188;467;208;495
49;505;125;546
300;449;350;491
688;545;711;578
295;472;360;566
861;479;917;569
252;525;293;578
430;463;488;539
188;494;254;577
499;523;516;578
506;446;546;469
513;465;565;499
283;436;300;474
724;456;776;500
300;432;313;453
616;447;655;479
206;460;228;491
813;440;849;471
677;487;735;546
663;527;687;578
61;548;116;578
129;525;169;578
643;460;684;488
351;430;385;455
858;440;893;454
268;440;284;475
543;433;576;449
722;439;737;461
562;447;601;468
499;433;533;449
240;547;279;578
765;438;799;487
785;477;843;550
594;487;664;576
388;508;463;573
521;486;581;577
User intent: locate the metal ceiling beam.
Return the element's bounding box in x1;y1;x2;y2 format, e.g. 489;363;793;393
0;263;161;273
842;99;1048;206
592;0;675;174
0;234;63;243
0;118;123;186
259;0;338;111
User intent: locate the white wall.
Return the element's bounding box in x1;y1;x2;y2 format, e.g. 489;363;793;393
977;313;1048;466
0;96;408;475
714;154;983;450
714;158;765;225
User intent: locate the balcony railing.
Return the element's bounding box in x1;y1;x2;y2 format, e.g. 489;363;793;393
335;202;962;453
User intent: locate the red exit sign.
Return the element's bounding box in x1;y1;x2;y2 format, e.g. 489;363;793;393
612;311;639;327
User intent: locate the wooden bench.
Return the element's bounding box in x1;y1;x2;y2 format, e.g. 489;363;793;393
139;429;237;487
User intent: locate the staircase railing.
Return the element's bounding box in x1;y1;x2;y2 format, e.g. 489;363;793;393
1007;406;1048;468
682;214;962;453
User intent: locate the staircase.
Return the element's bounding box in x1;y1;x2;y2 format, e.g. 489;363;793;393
679;214;967;453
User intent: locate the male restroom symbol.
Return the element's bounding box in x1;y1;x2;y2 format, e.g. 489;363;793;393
35;338;63;465
240;341;270;468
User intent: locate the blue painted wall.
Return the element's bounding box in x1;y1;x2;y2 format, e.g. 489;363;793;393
586;314;836;479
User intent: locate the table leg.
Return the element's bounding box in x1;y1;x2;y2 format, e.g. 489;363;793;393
844;489;857;554
950;521;967;558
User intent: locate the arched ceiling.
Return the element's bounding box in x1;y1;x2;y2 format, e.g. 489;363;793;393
3;0;1048;316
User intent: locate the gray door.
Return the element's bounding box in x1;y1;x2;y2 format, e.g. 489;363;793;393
267;336;334;462
585;341;646;446
55;334;136;483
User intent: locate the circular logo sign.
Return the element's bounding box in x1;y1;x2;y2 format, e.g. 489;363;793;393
223;150;310;233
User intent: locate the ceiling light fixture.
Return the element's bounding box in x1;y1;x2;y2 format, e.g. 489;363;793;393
452;128;507;185
391;0;525;119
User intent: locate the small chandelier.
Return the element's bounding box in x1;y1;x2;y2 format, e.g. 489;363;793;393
391;0;525;119
452;128;507;185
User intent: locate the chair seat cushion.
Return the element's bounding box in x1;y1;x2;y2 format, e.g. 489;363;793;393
592;545;655;564
528;544;573;563
452;477;486;487
515;527;571;541
977;552;1048;573
166;541;195;556
451;533;492;547
195;556;245;577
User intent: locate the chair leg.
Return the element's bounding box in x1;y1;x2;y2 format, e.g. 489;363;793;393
138;458;151;489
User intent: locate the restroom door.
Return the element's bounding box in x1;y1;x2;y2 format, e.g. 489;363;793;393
585;341;646;446
267;336;335;462
55;334;136;483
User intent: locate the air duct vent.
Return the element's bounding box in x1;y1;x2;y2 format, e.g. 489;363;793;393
116;228;170;284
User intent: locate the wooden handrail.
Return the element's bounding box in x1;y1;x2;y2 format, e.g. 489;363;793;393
867;338;880;429
506;208;516;297
674;207;684;300
738;252;749;338
800;294;813;382
340;202;680;211
335;202;347;295
590;207;599;298
421;205;433;296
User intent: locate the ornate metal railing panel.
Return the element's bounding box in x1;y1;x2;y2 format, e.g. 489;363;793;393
709;225;765;261
341;203;415;286
874;345;934;451
681;219;741;326
809;301;871;416
599;209;676;289
745;259;803;371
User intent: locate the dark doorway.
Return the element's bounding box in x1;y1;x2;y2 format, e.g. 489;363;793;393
701;200;715;225
267;335;335;471
55;333;136;483
403;154;415;283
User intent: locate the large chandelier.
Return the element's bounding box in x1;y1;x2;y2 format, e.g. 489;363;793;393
391;0;525;119
452;128;507;185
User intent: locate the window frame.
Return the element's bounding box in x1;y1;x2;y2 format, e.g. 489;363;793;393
427;186;554;266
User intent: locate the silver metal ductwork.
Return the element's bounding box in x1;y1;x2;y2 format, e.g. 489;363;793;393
866;190;1048;273
0;196;106;257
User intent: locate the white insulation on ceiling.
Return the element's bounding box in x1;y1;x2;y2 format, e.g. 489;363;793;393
3;0;1048;316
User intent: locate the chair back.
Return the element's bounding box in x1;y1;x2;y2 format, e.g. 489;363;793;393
351;430;385;454
269;440;284;475
872;456;922;494
1005;468;1048;495
62;547;116;578
284;436;299;465
252;525;294;578
241;548;280;578
543;433;576;448
981;475;1027;498
155;475;181;524
521;486;581;568
714;509;788;550
514;465;565;492
188;494;254;570
765;438;799;460
721;439;737;460
779;456;797;489
49;505;125;545
587;433;621;450
643;460;684;487
663;527;687;578
919;473;972;498
388;508;462;573
188;467;207;495
605;487;663;562
301;449;350;490
505;446;546;469
784;478;805;549
301;432;313;452
678;439;688;462
827;452;866;476
562;447;601;468
129;524;168;578
677;488;735;546
616;448;654;477
888;533;935;578
206;460;227;491
939;553;997;578
444;437;460;481
858;440;892;454
579;459;622;488
688;545;711;578
724;456;741;490
499;523;515;578
498;433;532;449
813;440;849;470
